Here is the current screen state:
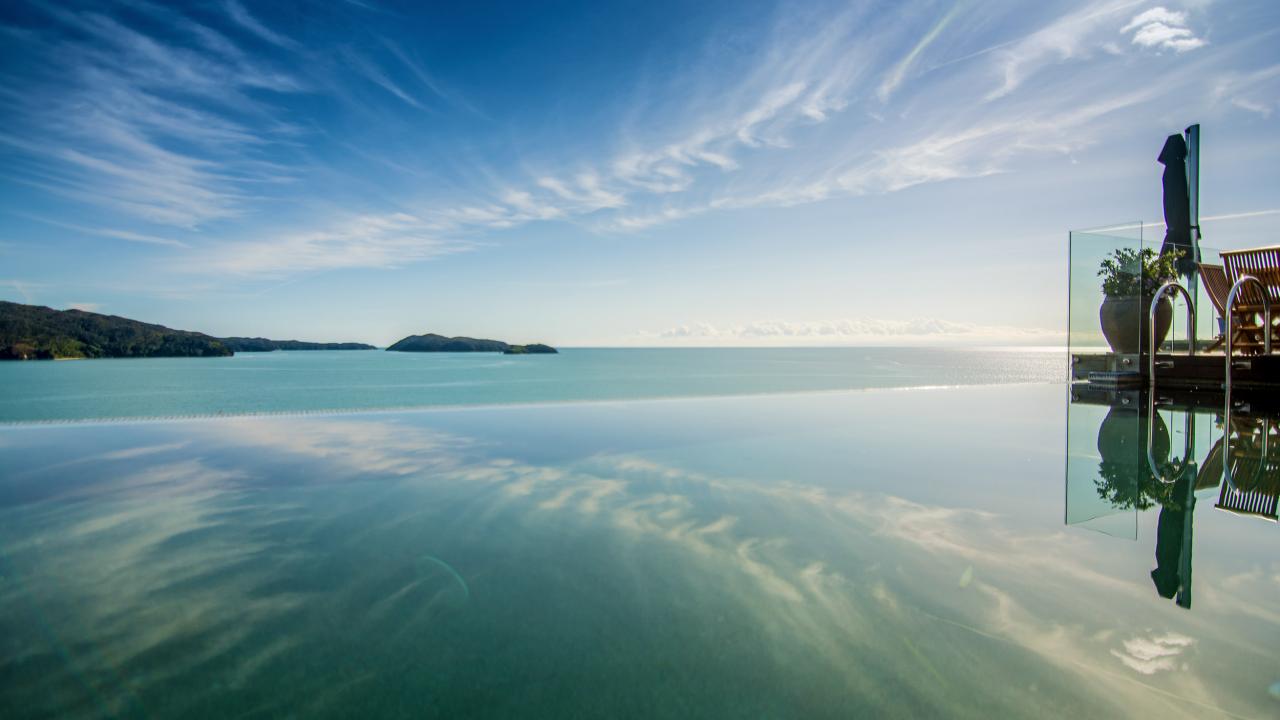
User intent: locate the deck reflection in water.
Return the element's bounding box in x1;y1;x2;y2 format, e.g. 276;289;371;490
2;385;1277;718
1067;387;1279;613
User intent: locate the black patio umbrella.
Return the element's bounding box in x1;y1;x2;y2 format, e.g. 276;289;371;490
1158;133;1196;276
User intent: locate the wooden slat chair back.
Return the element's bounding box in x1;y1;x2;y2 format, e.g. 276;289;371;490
1198;264;1230;316
1221;246;1280;308
1220;246;1280;355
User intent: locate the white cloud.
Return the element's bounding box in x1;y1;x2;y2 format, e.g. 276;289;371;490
67;302;101;312
1122;6;1205;52
656;318;1060;344
1120;7;1188;32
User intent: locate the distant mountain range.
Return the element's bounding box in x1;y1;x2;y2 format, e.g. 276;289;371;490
0;301;373;360
386;333;557;354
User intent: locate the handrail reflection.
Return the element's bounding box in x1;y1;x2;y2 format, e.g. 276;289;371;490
1146;399;1195;485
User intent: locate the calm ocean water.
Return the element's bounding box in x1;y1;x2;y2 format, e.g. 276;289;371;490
0;347;1065;422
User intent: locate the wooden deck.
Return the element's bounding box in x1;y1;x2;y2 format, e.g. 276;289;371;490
1071;352;1280;392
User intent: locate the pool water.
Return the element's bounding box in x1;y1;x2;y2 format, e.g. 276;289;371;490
0;384;1276;718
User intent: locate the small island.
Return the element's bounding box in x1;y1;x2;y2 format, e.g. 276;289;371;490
387;333;557;354
0;301;373;360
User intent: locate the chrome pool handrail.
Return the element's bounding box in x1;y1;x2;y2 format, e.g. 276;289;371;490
1224;275;1272;402
1148;282;1195;390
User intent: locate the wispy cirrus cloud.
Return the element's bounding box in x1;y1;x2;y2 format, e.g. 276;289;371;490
984;0;1143;101
878;4;961;103
0;0;1263;283
177;212;470;277
1211;63;1280;118
0;4;306;228
20;215;189;248
341;46;426;109
398;0;1208;244
223;0;299;50
0;279;42;304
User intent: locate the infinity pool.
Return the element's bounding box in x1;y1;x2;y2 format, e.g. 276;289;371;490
1;384;1275;718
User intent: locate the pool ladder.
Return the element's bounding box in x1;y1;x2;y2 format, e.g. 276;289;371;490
1148;276;1273;397
1145;276;1274;488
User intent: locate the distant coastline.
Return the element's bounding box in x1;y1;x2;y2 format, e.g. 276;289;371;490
0;301;374;360
0;300;556;360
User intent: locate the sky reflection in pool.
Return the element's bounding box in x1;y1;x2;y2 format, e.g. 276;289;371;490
1;385;1276;718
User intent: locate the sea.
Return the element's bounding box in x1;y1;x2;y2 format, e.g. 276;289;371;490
0;346;1066;423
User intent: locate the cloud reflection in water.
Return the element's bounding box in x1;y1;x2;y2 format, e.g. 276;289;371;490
0;407;1276;719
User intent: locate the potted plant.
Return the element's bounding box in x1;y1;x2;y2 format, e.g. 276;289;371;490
1097;247;1183;354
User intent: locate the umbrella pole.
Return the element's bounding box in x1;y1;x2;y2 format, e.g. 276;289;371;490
1184;247;1199;352
1185;124;1201;351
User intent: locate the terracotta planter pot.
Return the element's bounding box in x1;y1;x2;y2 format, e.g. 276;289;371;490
1100;296;1172;354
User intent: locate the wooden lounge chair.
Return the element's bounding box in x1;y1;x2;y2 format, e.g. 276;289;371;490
1220;246;1280;355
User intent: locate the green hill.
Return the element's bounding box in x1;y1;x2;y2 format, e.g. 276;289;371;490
0;301;231;360
0;301;378;360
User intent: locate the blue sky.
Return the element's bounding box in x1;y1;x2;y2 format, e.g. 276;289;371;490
1;0;1278;346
